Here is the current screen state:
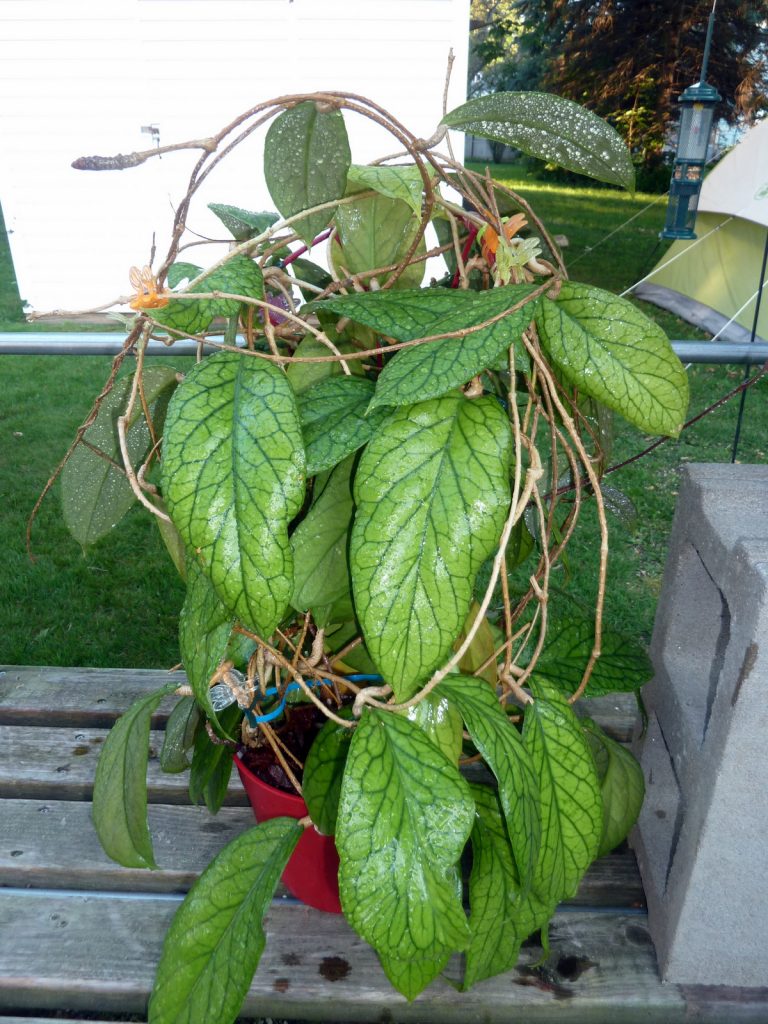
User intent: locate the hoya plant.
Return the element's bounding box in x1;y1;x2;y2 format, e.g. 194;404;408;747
53;86;687;1020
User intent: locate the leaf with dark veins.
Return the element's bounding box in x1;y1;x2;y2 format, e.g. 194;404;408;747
161;352;305;636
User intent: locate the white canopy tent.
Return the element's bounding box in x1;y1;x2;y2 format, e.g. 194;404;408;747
634;118;768;344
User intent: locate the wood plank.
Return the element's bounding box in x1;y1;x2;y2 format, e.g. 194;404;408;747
0;725;248;806
0;890;689;1022
0;666;181;728
0;799;256;894
0;799;644;907
0;666;639;740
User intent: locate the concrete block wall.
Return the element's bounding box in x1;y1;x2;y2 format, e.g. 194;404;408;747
632;463;768;987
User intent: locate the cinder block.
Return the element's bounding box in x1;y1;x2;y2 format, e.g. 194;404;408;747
632;464;768;986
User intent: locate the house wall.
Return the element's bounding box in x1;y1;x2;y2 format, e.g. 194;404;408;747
0;0;469;313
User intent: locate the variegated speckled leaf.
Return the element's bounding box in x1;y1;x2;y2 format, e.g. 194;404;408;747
298;376;389;474
441;92;635;191
440;674;540;893
378;950;451;1001
148;819;301;1024
350;395;512;700
314;284;535;409
465;784;555;988
161;351;305;635
336;709;473;961
347;163;429;216
524;682;603;903
536;282;688;437
264;101;351;245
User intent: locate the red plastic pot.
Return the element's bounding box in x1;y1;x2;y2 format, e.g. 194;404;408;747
234;753;342;914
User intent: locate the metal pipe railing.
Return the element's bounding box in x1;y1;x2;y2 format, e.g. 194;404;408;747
1;334;767;364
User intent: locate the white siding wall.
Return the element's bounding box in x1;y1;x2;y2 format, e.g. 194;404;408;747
0;0;470;312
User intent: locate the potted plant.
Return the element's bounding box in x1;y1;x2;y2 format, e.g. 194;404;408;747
54;84;688;1021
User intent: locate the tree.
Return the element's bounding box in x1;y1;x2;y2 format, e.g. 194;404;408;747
513;0;768;166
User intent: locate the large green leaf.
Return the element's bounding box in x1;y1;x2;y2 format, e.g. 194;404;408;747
465;784;554;989
405;691;464;765
297;376;389;474
302;711;353;835
264;101;351;245
161;352;306;635
535;282;689;436
440;675;540;892
188;704;241;814
92;683;177;868
332;193;425;289
336;709;473;960
524;683;603;903
208;203;278;241
350;395;512;700
159;696;200;774
347;163;429;216
286;335;345;395
179;556;234;735
61;366;178;547
148;818;301;1024
582;718;645;857
291;456;354;616
530;617;653;697
442;92;635;192
378;951;450;1001
152;256;264;337
315;284;535;409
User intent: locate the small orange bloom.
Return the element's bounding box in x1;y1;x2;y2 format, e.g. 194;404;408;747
480;213;528;265
129;266;170;310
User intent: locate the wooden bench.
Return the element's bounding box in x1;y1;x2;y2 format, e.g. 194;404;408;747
1;665;767;1023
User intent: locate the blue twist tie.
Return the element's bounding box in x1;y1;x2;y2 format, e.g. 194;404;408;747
245;673;381;725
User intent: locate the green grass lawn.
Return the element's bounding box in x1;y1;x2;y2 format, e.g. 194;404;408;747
1;174;765;667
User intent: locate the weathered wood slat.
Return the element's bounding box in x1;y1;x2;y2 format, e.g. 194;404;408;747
0;725;248;805
0;666;180;727
0;665;639;740
0;890;690;1022
0;799;644;907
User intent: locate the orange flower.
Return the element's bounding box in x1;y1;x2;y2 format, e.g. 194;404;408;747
480;212;528;265
129;266;170;310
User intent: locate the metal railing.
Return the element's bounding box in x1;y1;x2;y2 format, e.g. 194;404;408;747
1;333;768;364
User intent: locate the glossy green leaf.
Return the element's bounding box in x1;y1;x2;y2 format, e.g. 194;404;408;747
582;718;645;857
536;282;689;437
405;692;464;765
160;696;200;774
291;456;354;616
208;203;278;241
92;682;176;868
155;498;187;578
378;950;451;1001
337;709;473;960
347;163;429;216
350;395;512;700
332;193;425;289
166;262;202;288
316;284;535;409
456;600;499;685
148;818;301;1024
298;376;389;474
152;256;264;337
286;335;344;395
161;351;306;635
302;711;354;835
442;92;635;192
179;556;234;736
61;366;178;547
264;101;351;245
524;683;603;903
465;784;554;988
188;705;240;814
440;674;540;892
531;617;652;697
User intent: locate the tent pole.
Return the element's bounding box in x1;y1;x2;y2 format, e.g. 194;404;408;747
730;227;768;462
